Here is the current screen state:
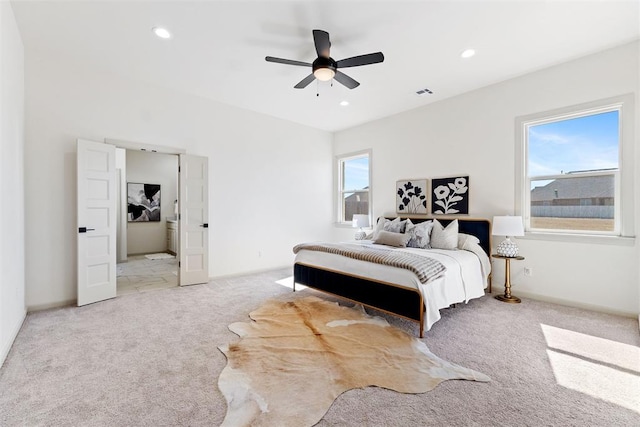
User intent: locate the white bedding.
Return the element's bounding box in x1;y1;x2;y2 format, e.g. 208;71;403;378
294;241;490;331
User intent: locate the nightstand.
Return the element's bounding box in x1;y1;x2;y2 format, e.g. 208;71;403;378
491;254;524;303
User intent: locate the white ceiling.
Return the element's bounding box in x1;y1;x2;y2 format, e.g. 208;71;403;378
10;1;640;132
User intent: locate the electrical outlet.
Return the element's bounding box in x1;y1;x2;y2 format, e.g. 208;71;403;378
524;267;533;277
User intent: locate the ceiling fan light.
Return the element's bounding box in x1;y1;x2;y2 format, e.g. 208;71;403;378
314;67;336;81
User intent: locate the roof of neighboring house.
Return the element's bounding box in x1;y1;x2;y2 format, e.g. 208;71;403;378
531;174;614;201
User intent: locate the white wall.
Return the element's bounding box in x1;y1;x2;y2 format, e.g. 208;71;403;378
0;2;26;365
334;42;639;316
24;49;333;309
126;150;178;255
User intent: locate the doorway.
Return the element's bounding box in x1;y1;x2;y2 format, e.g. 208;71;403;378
77;138;210;307
115;148;179;296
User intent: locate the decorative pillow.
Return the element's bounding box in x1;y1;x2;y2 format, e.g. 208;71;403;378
372;217;388;239
430;219;459;250
384;217;406;234
404;219;434;249
373;230;411;247
457;233;480;249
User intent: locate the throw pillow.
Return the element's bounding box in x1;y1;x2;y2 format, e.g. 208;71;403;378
372;217;388;239
430;219;459;250
384;217;406;233
404;219;434;249
457;233;480;249
373;230;411;247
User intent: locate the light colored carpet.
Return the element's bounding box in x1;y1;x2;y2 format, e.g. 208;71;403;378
1;268;638;426
144;253;175;260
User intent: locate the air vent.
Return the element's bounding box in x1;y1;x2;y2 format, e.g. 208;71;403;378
415;88;434;96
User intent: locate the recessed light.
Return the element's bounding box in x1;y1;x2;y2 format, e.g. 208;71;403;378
340;101;349;106
460;49;475;59
152;27;172;39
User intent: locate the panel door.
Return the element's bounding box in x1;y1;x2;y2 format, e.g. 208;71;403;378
77;139;117;306
179;154;209;285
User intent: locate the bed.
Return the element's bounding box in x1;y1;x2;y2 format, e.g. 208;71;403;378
293;217;492;337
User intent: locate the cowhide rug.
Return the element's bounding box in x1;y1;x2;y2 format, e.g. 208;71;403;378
218;296;489;426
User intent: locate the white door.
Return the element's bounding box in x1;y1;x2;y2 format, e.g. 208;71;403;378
179;154;209;285
77;139;117;306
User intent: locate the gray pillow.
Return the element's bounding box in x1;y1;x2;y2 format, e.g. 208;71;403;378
430;219;459;250
404;219;434;249
384;217;406;233
373;230;410;247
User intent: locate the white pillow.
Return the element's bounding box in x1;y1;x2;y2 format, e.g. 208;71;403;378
430;219;459;250
372;217;388;239
373;230;410;247
457;233;480;249
404;219;434;249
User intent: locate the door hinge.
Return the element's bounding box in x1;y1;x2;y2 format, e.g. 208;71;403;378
178;261;181;267
178;166;181;173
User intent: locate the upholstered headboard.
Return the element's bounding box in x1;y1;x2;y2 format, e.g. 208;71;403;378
383;217;492;256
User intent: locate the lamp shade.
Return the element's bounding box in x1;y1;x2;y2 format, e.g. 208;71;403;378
492;216;524;237
352;214;370;228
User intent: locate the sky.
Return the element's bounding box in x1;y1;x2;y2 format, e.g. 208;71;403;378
343;156;369;191
528;110;619;177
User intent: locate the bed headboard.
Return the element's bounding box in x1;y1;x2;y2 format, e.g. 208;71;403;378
383;217;492;257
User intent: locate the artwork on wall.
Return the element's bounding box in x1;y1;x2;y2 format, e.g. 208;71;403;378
431;176;469;215
127;183;161;222
396;179;428;214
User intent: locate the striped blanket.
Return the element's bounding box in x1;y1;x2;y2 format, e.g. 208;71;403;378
293;243;446;284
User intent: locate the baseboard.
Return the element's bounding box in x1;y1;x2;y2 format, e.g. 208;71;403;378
1;309;26;368
27;299;75;313
209;265;292;282
504;290;638;319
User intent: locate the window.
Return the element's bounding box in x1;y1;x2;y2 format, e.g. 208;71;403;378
516;95;635;237
337;151;371;224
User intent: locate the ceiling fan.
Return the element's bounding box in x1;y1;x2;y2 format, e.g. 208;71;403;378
265;29;384;90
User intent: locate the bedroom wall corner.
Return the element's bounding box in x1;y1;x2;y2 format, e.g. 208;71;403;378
0;2;27;366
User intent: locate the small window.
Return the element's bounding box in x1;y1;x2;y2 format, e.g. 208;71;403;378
521;105;625;235
337;151;371;224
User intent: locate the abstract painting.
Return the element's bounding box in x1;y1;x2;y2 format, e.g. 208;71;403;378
127;183;161;222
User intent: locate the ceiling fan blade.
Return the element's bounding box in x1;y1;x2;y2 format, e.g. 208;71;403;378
265;56;312;67
336;52;384;68
334;71;360;89
294;73;316;89
312;29;331;58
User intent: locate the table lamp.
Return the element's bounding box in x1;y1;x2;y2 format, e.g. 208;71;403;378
492;216;524;257
352;214;370;240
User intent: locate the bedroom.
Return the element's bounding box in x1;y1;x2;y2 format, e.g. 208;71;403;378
1;0;639;425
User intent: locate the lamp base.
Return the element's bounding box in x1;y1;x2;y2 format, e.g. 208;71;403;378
495;294;521;303
354;230;367;240
496;237;519;257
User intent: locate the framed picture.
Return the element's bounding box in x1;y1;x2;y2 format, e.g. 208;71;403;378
396;179;428;214
127;183;161;222
431;176;469;215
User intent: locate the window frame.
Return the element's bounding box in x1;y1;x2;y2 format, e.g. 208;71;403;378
515;94;635;240
336;149;372;226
